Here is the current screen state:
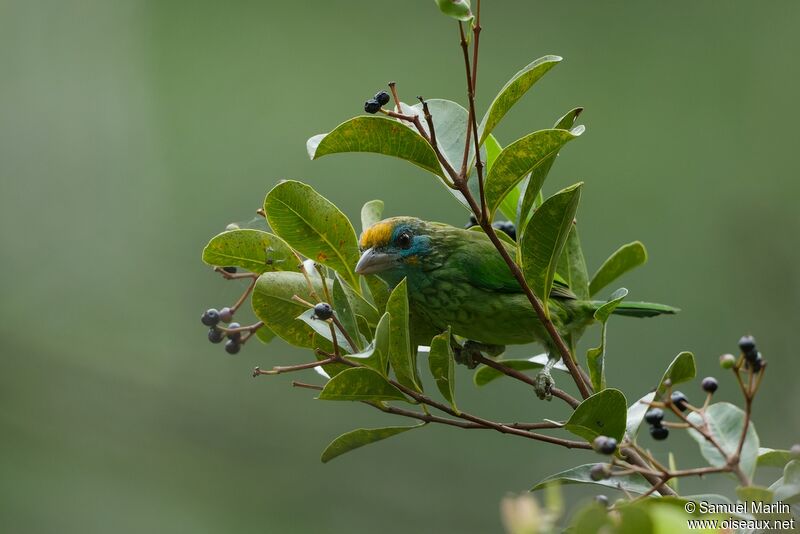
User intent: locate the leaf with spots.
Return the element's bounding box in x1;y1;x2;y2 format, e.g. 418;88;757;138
202;229;295;274
264;180;361;290
307;116;443;178
251;271;323;348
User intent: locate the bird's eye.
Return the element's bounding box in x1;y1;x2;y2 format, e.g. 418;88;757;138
397;231;412;249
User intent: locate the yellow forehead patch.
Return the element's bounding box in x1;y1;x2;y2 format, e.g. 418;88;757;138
360;222;393;249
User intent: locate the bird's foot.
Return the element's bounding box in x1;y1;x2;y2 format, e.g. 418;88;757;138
452;340;504;370
533;369;554;401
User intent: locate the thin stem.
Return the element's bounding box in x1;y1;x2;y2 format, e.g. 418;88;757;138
315;263;333;304
473;354;580;408
388;81;401;113
254;357;337;376
331;314;359;354
231;276;258;313
292;381;324;391
214;267;258;281
328;322;342;357
470;0;482;92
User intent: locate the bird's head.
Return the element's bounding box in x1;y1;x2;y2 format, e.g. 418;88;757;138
355;217;440;285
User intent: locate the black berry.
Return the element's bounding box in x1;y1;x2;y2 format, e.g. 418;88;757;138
701;376;718;394
644;408;664;425
223;266;237;274
208;327;224;344
589;464;609;481
719;353;736;369
464;215;478;229
594;495;609;508
224;339;241;355
201;308;220;326
750;357;763;373
492;221;517;241
738;335;756;354
671;391;689;412
593;436;617;455
219;307;234;323
650;425;669;441
227;322;242;342
364;99;381;114
313;302;334;320
374;90;390;106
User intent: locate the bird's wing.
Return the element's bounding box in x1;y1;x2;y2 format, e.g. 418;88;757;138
447;227;576;299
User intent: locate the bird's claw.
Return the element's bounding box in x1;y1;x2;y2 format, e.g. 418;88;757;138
534;369;554;401
453;344;479;369
453;341;504;370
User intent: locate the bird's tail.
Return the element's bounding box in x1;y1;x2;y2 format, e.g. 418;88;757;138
590;301;680;318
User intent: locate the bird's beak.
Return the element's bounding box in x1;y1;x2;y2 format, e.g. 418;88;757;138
355;248;398;275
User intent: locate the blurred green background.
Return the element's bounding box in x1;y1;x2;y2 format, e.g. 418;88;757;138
2;1;799;532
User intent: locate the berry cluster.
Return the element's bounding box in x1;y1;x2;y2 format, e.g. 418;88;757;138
739;335;764;373
645;407;668;441
464;215;517;241
365;90;391;114
201;307;243;355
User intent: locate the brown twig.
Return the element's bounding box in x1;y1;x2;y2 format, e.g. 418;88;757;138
473;354;580;409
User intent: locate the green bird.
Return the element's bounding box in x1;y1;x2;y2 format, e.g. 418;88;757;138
354;216;677;399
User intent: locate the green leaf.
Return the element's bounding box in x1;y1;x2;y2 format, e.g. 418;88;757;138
334;273;379;326
586;288;629;392
554;107;585;131
251;271;322;348
433;0;472;21
769;460;800;504
386;279;421;392
296;309;355;354
565;388;627;443
687;402;760;480
736;485;774;506
202;229;296;274
410;99;467;173
320;424;423;463
589;241;648;297
474;354;568;386
365;275;390;313
625;392;656;440
356;314;374;341
333;275;362;351
348;312;391;375
254;325;276;344
520;183;582;317
484;133;502;172
264;180;361;290
516;109;584;232
360;199;384;234
485;129;582;220
428;328;457;412
312;334;350;378
556;225;590;300
569;503;613;532
758;448;797;469
307;116;443;178
532;463;656;495
407;99;482;210
318;367;410;402
479;56;563;145
655;351;696;398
